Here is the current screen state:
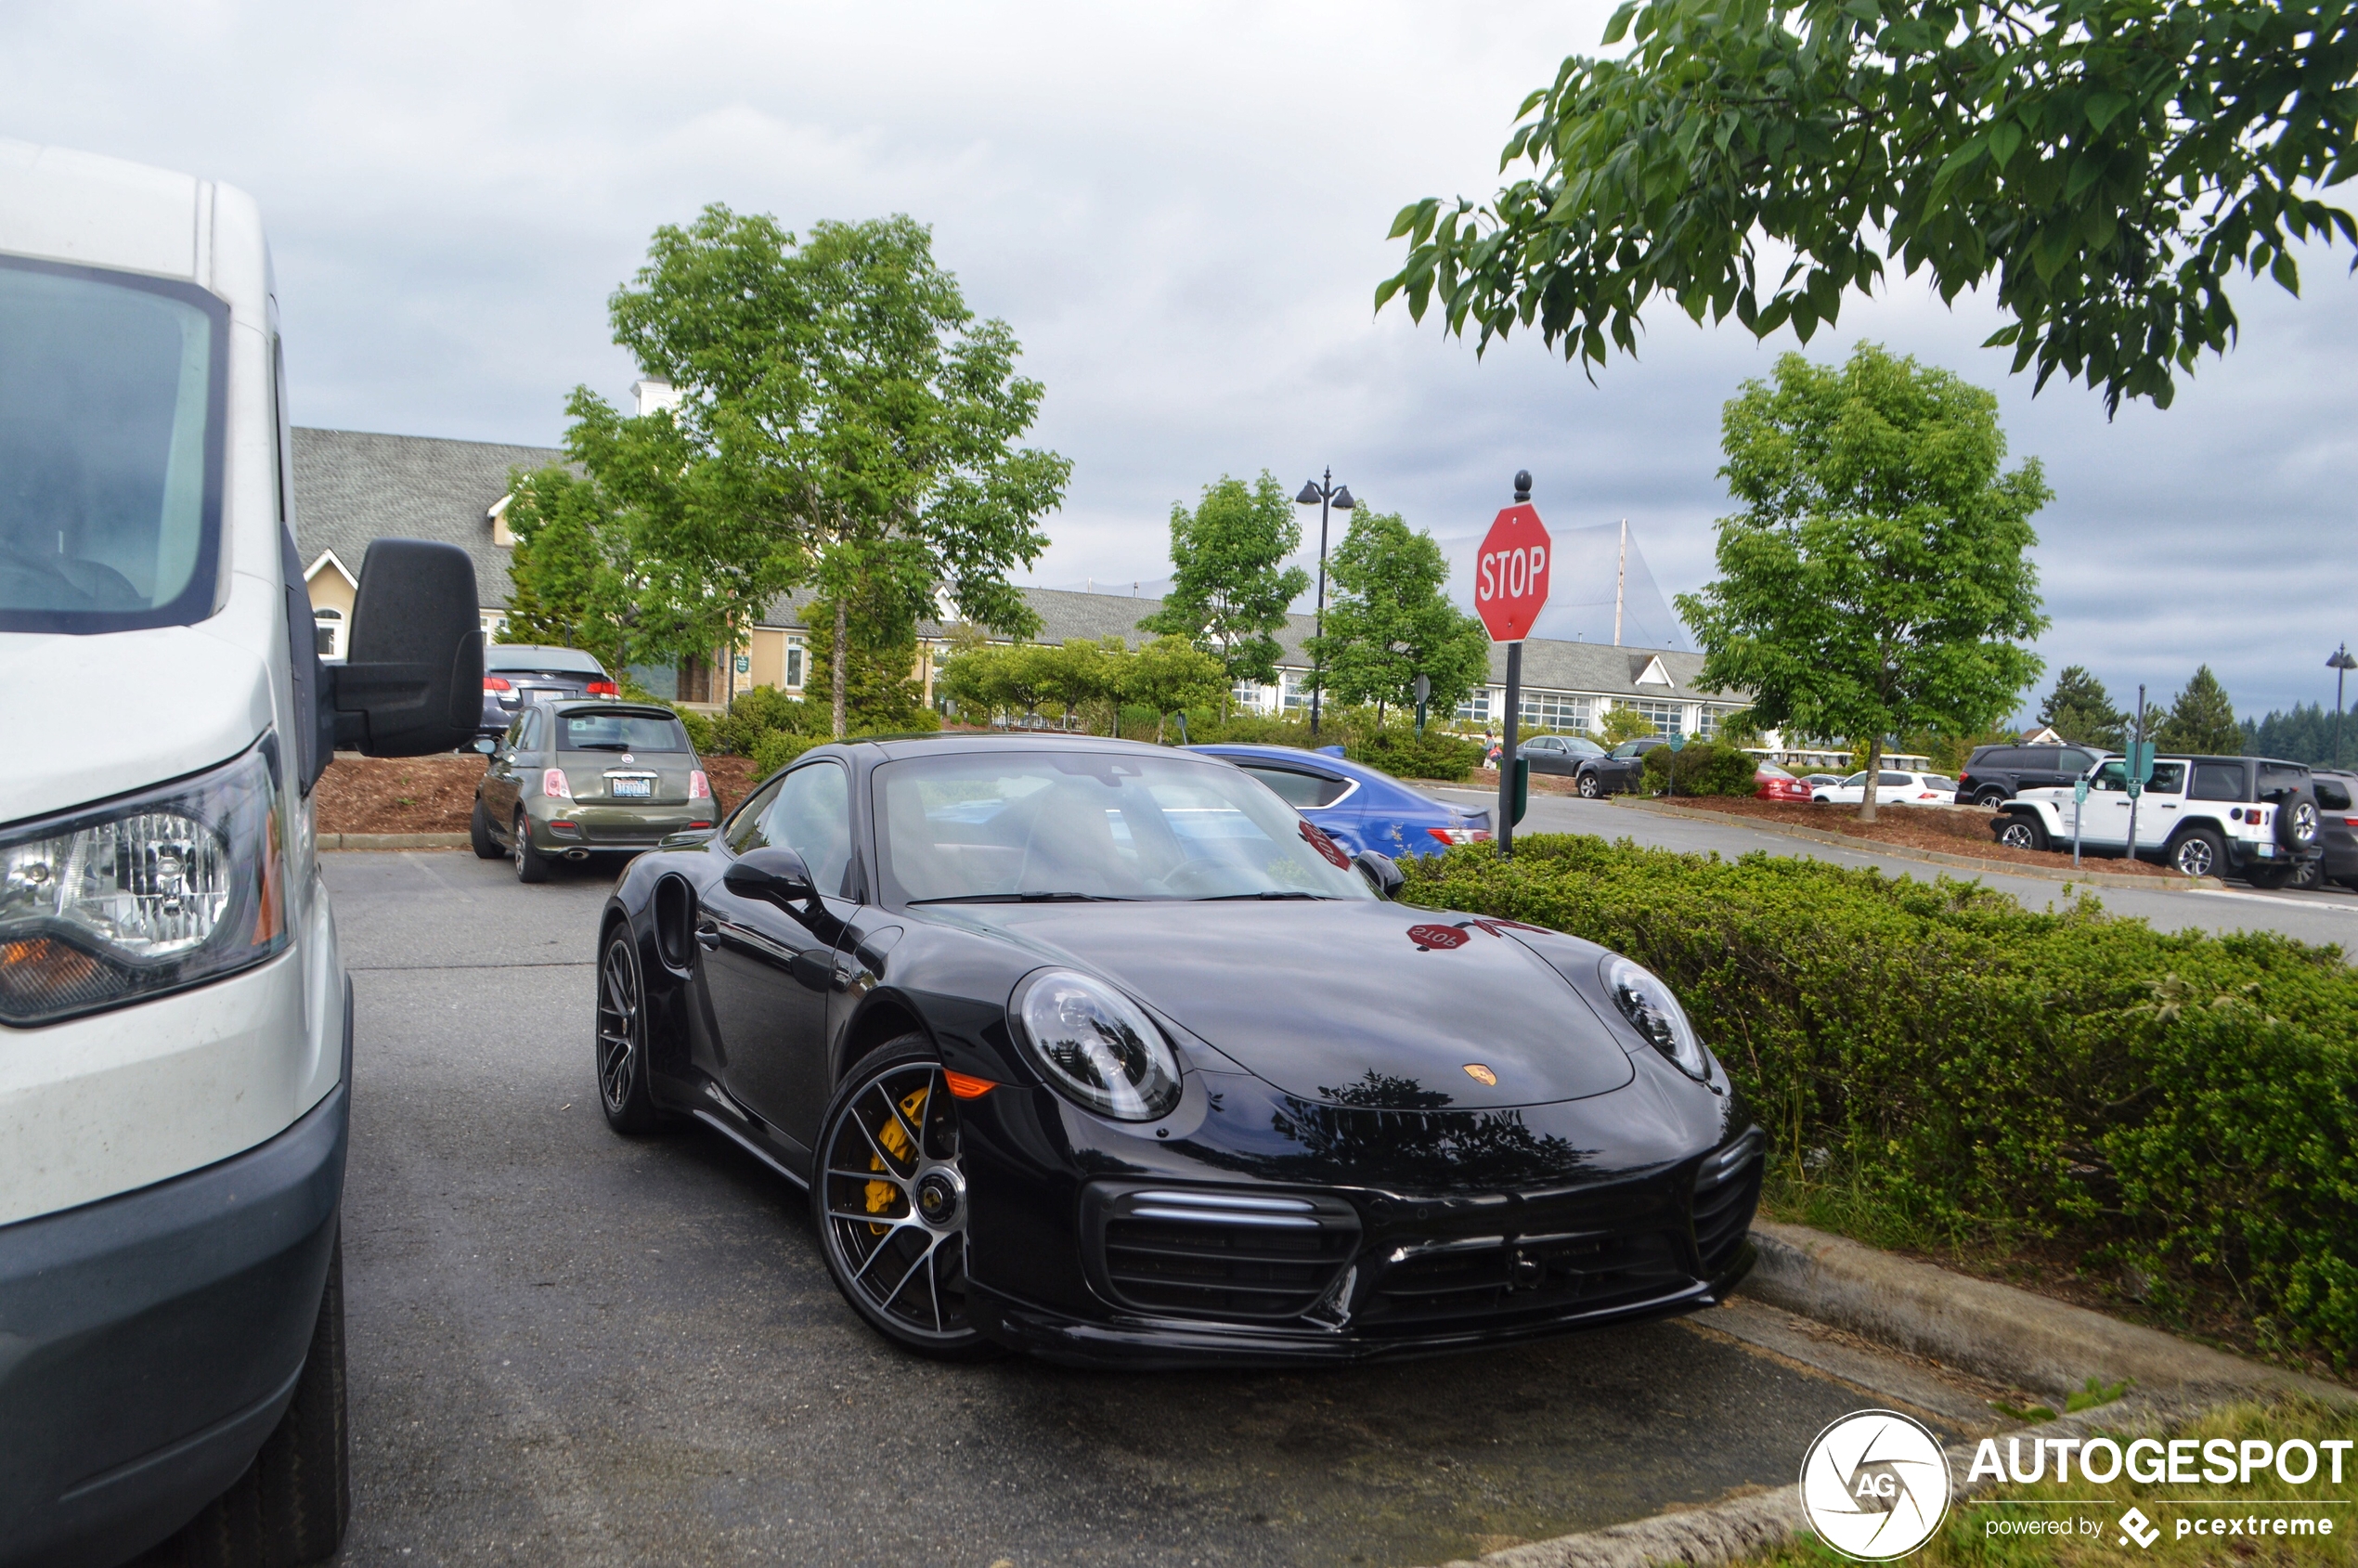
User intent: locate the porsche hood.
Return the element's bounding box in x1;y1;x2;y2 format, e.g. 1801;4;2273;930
952;900;1636;1109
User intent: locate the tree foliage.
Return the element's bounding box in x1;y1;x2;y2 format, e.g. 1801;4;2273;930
499;463;628;666
2244;702;2357;770
1306;508;1492;724
1378;0;2358;413
2155;664;2243;754
1674;343;2050;819
2038;664;2128;749
1139;473;1309;704
1600;706;1659;744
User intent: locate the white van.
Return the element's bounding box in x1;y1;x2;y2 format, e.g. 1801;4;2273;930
0;143;481;1567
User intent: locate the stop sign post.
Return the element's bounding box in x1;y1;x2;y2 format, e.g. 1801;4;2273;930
1478;473;1552;858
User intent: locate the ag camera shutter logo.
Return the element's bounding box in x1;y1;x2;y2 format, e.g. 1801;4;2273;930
1800;1410;1953;1560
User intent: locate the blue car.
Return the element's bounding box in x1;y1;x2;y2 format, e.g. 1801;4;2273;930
1185;743;1493;860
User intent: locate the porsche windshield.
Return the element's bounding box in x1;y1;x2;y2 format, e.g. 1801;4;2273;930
874;749;1377;905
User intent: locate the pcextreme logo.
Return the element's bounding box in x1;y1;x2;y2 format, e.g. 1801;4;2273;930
1799;1410;1954;1561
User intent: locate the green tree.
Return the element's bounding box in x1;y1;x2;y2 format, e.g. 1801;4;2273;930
2038;665;2128;749
498;464;627;667
1121;636;1228;743
1674;343;2051;822
609;206;1070;738
1378;0;2358;413
2156;665;2242;755
1140;473;1310;711
802;582;934;734
1307;509;1493;726
1600;706;1657;745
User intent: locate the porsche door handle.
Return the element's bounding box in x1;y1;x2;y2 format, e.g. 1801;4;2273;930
695;923;722;951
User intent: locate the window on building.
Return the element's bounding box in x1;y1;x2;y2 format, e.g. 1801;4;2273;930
1232;679;1268;713
313;607;343;660
1280;671;1308;713
785;636;805;690
1518;692;1591;732
1457;687;1494;723
1694;707;1721;741
1626;698;1684;736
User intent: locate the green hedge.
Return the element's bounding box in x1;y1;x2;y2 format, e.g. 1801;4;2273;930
1640;739;1759;797
1401;835;2358;1366
1345;728;1485;783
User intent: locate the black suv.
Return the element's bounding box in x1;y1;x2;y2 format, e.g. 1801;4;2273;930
1957;743;2107;805
1574;736;1669;798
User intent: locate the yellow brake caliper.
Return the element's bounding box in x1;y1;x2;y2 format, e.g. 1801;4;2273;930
866;1084;930;1232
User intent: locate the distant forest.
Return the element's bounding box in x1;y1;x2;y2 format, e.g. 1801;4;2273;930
2241;702;2356;769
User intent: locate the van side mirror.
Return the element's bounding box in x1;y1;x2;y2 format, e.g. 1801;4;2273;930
473;737;497;757
724;846;817;910
330;539;483;756
1353;849;1405;900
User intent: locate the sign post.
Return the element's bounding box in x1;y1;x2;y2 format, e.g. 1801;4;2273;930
2123;685;2150;860
1475;472;1552;858
1413;672;1431;738
2072;776;2088;870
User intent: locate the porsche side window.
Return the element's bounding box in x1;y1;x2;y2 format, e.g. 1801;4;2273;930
725;775;787;855
760;762;854;897
1240;766;1348;810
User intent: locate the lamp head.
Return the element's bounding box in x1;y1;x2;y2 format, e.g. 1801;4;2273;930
2330;644;2357;671
1331;486;1354;510
1295;480;1323;506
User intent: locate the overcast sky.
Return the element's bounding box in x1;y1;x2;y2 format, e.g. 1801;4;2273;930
10;2;2354;720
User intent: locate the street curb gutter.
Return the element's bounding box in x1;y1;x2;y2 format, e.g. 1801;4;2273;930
1607;797;2222;892
1421;1224;2349;1568
319;832;470;850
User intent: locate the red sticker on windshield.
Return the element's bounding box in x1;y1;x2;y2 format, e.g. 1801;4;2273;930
1299;819;1350;869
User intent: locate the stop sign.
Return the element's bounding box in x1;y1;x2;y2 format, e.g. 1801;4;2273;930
1474;503;1550;641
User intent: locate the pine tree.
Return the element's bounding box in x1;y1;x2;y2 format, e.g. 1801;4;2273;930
2036;666;2125;749
2154;666;2241;755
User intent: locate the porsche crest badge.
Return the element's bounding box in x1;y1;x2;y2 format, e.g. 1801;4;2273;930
1463;1063;1497;1086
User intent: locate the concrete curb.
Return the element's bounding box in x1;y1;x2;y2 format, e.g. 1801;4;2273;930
319;832;470;850
1608;797;2221;892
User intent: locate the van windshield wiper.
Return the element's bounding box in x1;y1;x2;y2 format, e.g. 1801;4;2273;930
908;891;1136;904
1200;890;1331;900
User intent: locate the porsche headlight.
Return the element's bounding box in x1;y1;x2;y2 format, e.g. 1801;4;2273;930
0;738;289;1027
1602;956;1710;1081
1013;969;1183;1121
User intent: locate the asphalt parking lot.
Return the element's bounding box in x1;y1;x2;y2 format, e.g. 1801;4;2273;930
1437;789;2358;955
314;849;2000;1568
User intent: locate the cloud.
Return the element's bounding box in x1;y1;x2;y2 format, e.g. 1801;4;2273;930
4;0;2352;719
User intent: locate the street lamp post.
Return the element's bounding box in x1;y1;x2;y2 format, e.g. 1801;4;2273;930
1293;470;1354;738
2331;644;2357;767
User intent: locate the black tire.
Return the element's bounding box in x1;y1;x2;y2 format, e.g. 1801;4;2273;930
596;927;667;1134
178;1234;350;1568
470;797;504;860
812;1036;997;1362
1974;785;2010;807
1577;771;1602;799
2168;827;2225;879
513;810;549;884
2278;795;2322;852
2292;857;2326;892
2246;863;2296;890
1993;814;2048;852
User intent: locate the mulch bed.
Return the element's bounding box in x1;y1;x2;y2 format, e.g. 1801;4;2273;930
1648;795;2184;878
315;752;765;836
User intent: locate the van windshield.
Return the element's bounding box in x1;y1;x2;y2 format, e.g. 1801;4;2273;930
0;257;226;634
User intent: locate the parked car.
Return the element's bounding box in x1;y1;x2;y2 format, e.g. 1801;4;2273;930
0;144;482;1567
473;700;715;881
480;642;618;739
1518;732;1608;776
1956;743;2107;805
1574;736;1670;797
1755;762;1813;803
1811;771;1957;805
1186;744;1490;858
2290;769;2357;891
594;733;1762;1364
1800;773;1846;789
1993;753;2324;887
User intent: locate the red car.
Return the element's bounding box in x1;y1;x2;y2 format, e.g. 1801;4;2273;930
1756;762;1812;803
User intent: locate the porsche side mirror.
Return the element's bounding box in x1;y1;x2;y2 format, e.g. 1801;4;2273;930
725;846;817;909
330;538;484;756
1353;849;1404;900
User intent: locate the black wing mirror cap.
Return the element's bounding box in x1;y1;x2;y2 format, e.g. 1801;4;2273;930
331;539;484;757
724;846;818;908
1353;849;1406;900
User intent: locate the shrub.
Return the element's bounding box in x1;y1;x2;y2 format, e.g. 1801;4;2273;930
1346;727;1484;782
1640;740;1760;796
1400;835;2358;1366
668;704;719;756
710;685;824;756
749;729;823;777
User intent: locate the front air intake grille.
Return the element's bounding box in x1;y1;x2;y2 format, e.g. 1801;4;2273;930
1367;1228;1687;1325
1083;1186;1361;1320
1692;1130;1765;1274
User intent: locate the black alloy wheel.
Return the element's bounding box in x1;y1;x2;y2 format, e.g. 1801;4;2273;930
2170;828;2224;879
2280;798;2322;852
1995;816;2048;852
812;1037;994;1360
2292;856;2326;892
1577;771;1603;799
470;797;504;860
513;810;550;884
596;930;667;1133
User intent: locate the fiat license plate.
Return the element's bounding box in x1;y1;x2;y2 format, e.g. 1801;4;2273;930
611;777;654;798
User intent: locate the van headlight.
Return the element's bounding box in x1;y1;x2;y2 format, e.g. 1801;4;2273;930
1011;969;1184;1121
1602;956;1712;1081
0;738;289;1027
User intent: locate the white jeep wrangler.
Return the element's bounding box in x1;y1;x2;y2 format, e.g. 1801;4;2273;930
1992;753;2325;886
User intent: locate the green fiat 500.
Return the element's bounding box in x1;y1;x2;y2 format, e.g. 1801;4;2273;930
472;701;715;881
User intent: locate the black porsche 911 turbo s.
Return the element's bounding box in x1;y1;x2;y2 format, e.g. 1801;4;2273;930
593;732;1763;1366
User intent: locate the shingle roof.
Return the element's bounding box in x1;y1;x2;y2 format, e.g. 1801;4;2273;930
291;427;563;611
